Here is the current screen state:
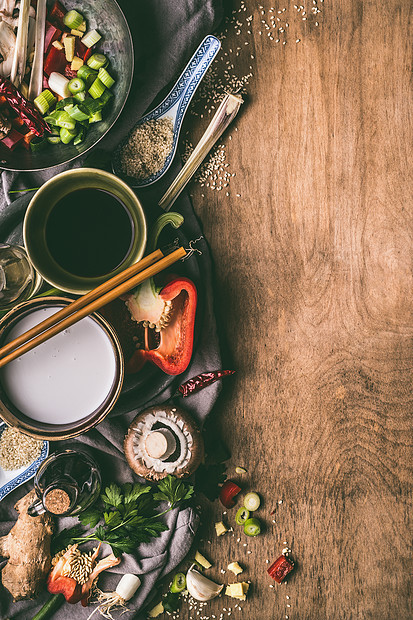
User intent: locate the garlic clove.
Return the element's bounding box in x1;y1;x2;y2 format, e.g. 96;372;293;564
186;565;223;601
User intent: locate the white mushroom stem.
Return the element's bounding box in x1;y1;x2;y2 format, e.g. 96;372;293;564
10;0;30;87
0;21;16;77
144;429;176;460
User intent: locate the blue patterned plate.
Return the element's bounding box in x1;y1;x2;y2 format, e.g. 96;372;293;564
0;422;49;501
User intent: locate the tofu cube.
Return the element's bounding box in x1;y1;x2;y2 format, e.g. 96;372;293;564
228;562;243;575
148;602;164;617
195;551;212;569
215;521;228;536
63;36;75;62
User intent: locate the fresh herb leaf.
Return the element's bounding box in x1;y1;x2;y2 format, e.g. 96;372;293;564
103;510;123;528
101;484;123;508
123;482;151;503
79;506;102;528
154;475;194;509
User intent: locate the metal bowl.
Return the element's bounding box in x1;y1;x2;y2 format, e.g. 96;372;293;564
0;0;133;172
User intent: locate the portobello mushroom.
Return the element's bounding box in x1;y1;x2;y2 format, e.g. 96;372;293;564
124;404;204;480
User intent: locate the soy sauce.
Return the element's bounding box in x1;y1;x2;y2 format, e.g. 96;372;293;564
45;188;134;278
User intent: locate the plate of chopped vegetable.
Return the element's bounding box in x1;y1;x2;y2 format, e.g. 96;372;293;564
0;0;133;171
0;421;49;501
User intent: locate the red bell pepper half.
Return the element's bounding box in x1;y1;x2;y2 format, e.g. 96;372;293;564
48;0;66;28
44;21;62;55
127;276;197;376
44;46;67;77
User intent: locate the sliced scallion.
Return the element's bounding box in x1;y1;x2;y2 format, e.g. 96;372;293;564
63;10;84;30
88;77;105;99
97;67;114;88
48;72;70;99
47;135;61;144
74;91;87;102
60;126;77;144
81;29;101;48
30;135;47;152
34;89;56;115
56;97;76;110
43;112;60;126
67;104;89;122
73;126;86;146
89;110;102;123
68;77;85;94
97;89;113;107
87;53;107;70
83;98;103;114
56;110;76;130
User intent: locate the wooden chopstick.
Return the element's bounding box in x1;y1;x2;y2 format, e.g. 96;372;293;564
0;246;186;369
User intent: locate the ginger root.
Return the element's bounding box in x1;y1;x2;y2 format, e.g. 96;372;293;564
0;489;53;600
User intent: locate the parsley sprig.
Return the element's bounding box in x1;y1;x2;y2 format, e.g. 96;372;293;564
52;476;194;558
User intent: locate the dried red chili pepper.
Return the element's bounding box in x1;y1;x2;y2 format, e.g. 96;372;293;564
219;480;241;508
267;555;294;583
176;370;235;397
0;79;49;136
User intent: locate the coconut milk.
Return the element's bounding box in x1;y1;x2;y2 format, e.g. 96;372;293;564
0;307;118;424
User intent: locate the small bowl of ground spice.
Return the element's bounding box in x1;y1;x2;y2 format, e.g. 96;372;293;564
0;422;48;502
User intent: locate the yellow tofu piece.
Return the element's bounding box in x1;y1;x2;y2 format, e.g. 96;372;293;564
78;20;87;32
225;583;246;601
71;56;84;71
242;582;250;594
148;602;164;617
215;521;228;536
71;29;84;37
63;36;75;62
195;551;212;569
228;562;243;575
52;40;64;50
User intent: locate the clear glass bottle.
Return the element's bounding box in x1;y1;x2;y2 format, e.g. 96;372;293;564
28;449;101;517
0;243;43;311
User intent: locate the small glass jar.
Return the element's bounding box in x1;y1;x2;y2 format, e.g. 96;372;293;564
0;243;43;312
28;448;101;517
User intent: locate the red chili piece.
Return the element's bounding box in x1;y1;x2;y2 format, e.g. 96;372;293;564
44;46;67;77
48;0;67;28
177;370;235;397
267;555;294;583
0;79;49;136
219;480;241;508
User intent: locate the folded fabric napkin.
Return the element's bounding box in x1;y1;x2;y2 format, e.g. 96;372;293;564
0;0;224;618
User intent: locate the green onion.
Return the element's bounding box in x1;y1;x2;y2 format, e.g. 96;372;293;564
170;573;186;594
46;135;61;144
97;67;114;88
87;53;107;70
88;77;105;99
73;126;86;146
67;104;89;122
68;77;85;94
74;91;87;102
97;89;113;107
60;126;77;144
30;136;48;152
83;98;102;114
56;110;76;130
77;65;97;81
63;103;74;113
89;110;102;123
63;10;84;29
56;97;76;110
34;89;56;115
43;112;60;126
81;29;101;48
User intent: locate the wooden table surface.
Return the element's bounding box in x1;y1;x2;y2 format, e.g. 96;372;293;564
179;0;412;618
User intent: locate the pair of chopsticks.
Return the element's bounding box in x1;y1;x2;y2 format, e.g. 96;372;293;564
0;246;186;370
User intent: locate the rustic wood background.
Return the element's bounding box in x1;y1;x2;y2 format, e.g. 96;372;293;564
180;0;412;618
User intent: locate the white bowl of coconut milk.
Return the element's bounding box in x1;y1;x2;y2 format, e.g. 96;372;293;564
0;298;124;440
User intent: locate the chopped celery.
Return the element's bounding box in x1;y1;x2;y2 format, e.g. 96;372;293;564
47;135;61;144
68;77;85;94
81;29;101;48
63;10;84;30
30;136;47;152
34;89;56;115
97;89;113;107
59;126;77;144
87;53;107;70
88;77;105;99
83;98;103;114
97;67;114;88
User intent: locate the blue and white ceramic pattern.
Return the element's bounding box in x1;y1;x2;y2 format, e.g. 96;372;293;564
0;422;49;501
113;34;221;187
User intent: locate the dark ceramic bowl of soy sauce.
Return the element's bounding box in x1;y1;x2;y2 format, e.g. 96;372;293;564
23;168;147;294
0;0;133;172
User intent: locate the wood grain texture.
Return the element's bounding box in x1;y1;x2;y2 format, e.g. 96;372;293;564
180;0;412;618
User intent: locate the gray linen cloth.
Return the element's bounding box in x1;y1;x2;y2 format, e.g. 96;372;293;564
0;0;224;618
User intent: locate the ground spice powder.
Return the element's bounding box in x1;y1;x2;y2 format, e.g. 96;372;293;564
119;117;174;180
0;427;42;470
